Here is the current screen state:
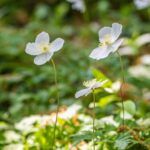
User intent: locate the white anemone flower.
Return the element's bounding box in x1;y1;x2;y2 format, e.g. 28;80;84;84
25;32;64;65
67;0;85;12
89;23;123;60
75;79;107;98
134;0;150;9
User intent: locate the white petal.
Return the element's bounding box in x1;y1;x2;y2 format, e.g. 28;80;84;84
35;32;50;44
92;80;108;89
109;39;123;53
25;43;42;56
72;0;85;12
34;53;53;65
134;0;150;9
51;38;64;52
111;23;122;42
75;88;91;98
89;46;110;60
99;27;112;43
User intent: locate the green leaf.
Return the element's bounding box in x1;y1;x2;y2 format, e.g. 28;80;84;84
114;133;133;150
92;68;112;87
118;100;136;115
71;130;102;146
71;131;93;142
102;143;110;150
34;4;49;20
124;100;136;115
98;95;116;108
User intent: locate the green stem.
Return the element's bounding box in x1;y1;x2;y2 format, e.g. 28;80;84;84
51;59;60;150
117;51;125;127
92;90;96;150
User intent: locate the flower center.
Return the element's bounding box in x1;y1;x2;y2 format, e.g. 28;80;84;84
100;34;112;46
41;43;50;53
83;79;97;88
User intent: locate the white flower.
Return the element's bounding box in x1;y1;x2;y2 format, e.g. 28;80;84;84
100;116;119;127
140;54;150;65
3;144;23;150
105;81;121;93
59;103;81;120
135;33;150;46
75;79;107;98
89;23;123;60
129;65;150;79
4;131;20;142
120;111;133;120
134;0;150;9
137;118;150;127
67;0;85;12
25;32;64;65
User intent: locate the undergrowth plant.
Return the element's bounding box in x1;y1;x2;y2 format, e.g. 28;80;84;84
25;32;64;149
22;23;150;150
0;0;150;149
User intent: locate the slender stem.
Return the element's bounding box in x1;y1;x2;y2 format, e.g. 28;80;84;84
117;51;125;127
92;90;96;150
51;59;60;150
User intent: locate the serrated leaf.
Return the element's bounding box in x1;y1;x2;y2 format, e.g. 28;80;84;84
114;133;133;150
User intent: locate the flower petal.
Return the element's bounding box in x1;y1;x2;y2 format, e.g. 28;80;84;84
72;0;85;12
92;80;108;89
35;32;50;44
109;39;123;53
75;88;91;98
99;27;112;43
89;46;110;60
51;38;64;52
25;43;42;55
34;52;53;65
111;23;122;42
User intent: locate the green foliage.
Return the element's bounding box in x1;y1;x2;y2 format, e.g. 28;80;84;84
0;0;150;149
124;101;136;116
114;133;134;150
118;100;136;116
98;95;116;108
92;68;112;87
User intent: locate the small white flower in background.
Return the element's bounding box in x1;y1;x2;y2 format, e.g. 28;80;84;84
105;81;121;93
59;103;81;120
89;23;123;60
140;54;150;65
120;111;132;120
134;0;150;9
67;0;85;12
4;131;20;143
25;32;64;65
3;144;23;150
137;118;150;127
129;65;150;79
135;33;150;46
119;33;150;56
100;116;119;127
75;79;107;98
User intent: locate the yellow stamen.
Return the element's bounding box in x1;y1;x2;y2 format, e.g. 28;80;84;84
99;34;112;46
41;43;50;53
83;79;97;88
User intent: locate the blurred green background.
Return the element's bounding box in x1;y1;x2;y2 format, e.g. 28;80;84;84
0;0;150;149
